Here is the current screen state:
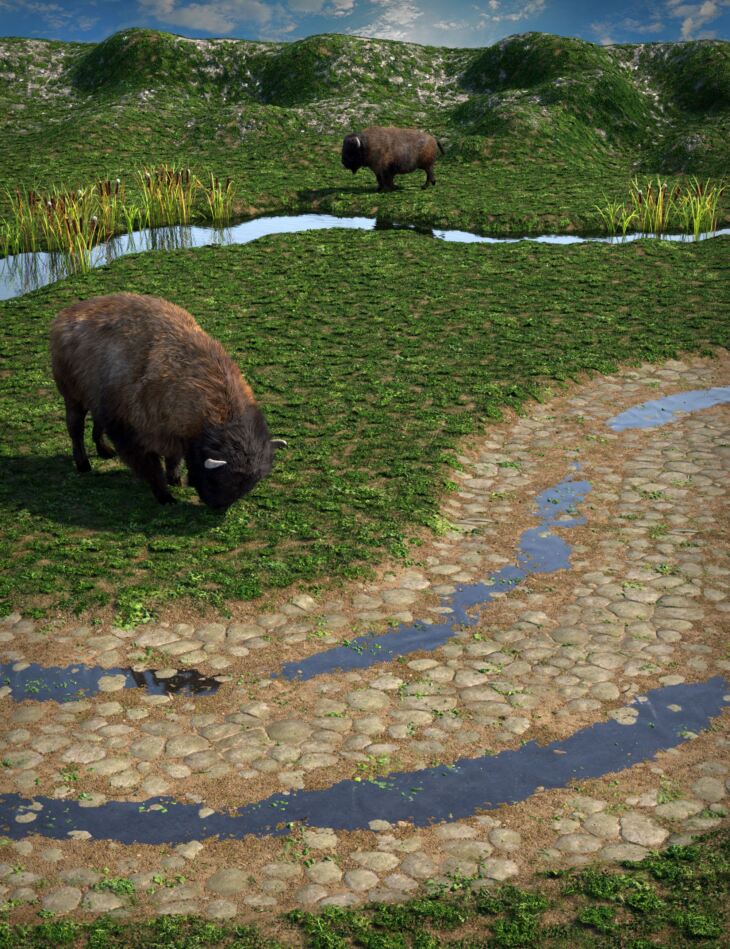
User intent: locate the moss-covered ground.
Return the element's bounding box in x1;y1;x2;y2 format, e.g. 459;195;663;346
1;231;727;623
0;31;728;235
0;23;729;945
0;829;727;946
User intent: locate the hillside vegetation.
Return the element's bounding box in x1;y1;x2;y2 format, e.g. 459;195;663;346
0;29;728;232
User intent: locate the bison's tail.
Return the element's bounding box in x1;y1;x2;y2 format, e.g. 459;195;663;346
437;140;445;155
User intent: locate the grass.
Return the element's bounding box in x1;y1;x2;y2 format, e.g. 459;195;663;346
0;31;728;237
1;167;240;265
594;176;726;238
0;31;727;620
1;230;727;623
0;829;727;946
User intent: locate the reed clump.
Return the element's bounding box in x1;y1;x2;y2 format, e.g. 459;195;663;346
595;176;725;239
675;177;726;239
138;164;197;227
202;174;235;226
1;168;237;264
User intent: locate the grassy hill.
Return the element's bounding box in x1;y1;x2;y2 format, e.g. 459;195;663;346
0;29;727;233
0;29;728;622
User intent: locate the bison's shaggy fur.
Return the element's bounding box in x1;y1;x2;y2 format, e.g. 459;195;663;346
50;292;281;509
341;126;444;192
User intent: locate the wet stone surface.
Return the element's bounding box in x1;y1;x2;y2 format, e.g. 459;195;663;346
0;356;728;921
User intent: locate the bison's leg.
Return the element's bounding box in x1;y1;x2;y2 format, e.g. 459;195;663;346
165;455;183;486
91;418;116;459
137;452;177;504
105;419;176;504
422;165;436;189
382;170;397;192
64;400;91;473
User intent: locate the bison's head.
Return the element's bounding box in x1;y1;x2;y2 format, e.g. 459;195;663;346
341;134;363;173
187;405;286;511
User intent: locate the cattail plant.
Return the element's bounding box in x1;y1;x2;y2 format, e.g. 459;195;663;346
201;174;235;226
2;165;241;267
594;199;622;236
596;176;725;240
676;177;726;240
628;177;676;235
138;164;198;227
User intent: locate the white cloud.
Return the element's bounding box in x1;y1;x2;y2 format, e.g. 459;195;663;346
476;0;545;26
287;0;325;12
433;19;471;30
593;1;729;43
329;0;355;15
620;16;664;34
2;0;77;29
352;0;423;40
590;21;614;45
665;0;730;38
590;14;665;45
137;0;274;34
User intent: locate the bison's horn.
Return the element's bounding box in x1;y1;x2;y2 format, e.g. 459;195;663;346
271;438;288;448
204;458;227;469
354;136;361;149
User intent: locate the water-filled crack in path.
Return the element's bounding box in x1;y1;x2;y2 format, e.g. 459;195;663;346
0;358;728;919
0;678;726;844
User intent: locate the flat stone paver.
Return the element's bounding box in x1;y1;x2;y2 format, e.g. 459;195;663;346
0;355;728;922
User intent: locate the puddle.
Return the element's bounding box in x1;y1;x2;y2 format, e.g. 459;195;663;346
0;662;221;702
279;473;591;680
0;678;725;844
1;215;728;300
608;387;730;431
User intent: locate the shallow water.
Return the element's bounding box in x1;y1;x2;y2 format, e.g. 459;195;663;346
607;387;730;431
0;678;725;843
279;472;591;680
2;214;728;300
0;662;220;701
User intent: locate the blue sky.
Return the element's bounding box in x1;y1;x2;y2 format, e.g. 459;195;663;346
1;0;729;47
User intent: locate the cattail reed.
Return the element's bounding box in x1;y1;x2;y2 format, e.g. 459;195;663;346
2;165;239;263
597;176;725;240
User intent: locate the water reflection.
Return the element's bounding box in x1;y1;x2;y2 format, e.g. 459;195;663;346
2;214;728;300
279;471;591;680
0;661;221;701
0;678;725;843
607;387;730;431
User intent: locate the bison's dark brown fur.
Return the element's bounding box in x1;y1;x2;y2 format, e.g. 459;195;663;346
50;292;284;509
341;126;444;192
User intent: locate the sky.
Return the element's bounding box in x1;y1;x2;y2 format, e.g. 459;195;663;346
0;0;729;48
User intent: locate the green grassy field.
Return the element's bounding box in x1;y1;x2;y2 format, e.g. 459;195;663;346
1;830;727;946
1;232;728;623
0;28;728;622
0;30;728;234
0;25;729;946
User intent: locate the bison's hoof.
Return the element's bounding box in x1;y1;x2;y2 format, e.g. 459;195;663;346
75;459;92;473
157;492;177;505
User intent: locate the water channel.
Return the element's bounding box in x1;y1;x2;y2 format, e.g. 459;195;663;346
2;214;728;300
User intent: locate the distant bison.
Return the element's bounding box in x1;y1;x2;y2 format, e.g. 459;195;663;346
50;292;286;509
341;126;444;192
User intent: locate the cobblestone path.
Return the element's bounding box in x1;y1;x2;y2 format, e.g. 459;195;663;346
0;353;728;921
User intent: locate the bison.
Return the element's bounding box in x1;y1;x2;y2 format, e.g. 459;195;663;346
341;126;444;192
50;292;286;510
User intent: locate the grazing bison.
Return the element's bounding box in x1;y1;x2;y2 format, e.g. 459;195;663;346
341;126;444;192
50;292;286;509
